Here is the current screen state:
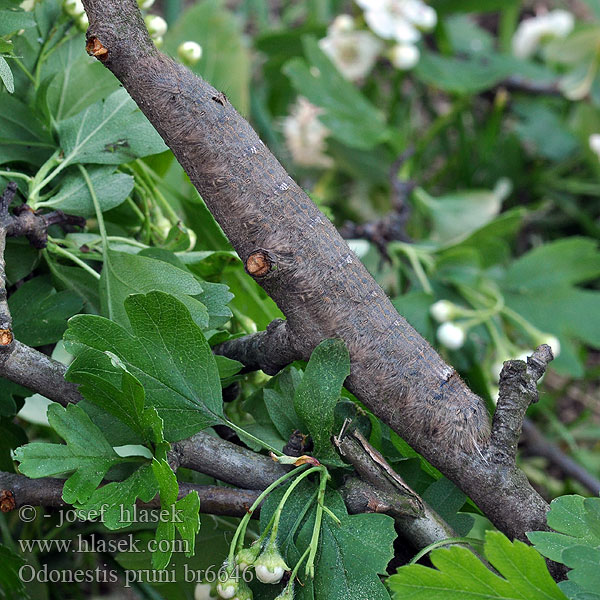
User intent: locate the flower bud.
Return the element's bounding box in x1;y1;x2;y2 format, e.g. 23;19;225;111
429;300;457;323
20;0;35;11
389;43;420;70
235;544;261;572
178;41;203;65
137;0;155;8
330;14;354;34
437;322;466;350
63;0;84;18
589;134;600;159
145;14;168;38
254;541;288;584
76;12;89;31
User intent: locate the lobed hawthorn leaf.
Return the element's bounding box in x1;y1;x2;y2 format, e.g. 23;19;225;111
388;530;568;600
294;339;350;463
151;458;200;569
64;291;224;441
14;404;122;504
75;464;158;530
528;495;600;599
57;88;167;167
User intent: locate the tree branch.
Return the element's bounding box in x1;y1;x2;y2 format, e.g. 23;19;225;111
169;430;287;489
78;0;554;546
0;472;259;517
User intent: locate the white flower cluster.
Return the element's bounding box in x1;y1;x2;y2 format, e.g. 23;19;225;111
355;0;437;70
319;15;382;81
430;300;466;350
512;9;574;59
282;97;334;169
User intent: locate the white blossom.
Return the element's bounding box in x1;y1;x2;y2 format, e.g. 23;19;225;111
137;0;155;8
282;97;333;169
330;14;355;34
178;41;203;65
389;43;420;70
355;0;436;44
195;583;217;600
20;0;35;11
429;300;456;323
589;134;600;159
512;10;575;59
437;322;466;350
319;21;382;81
144;14;168;39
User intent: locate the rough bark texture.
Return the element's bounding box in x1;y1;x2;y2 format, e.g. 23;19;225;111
0;472;259;517
81;0;551;543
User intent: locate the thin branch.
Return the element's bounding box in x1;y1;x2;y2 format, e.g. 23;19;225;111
334;422;457;549
169;430;287;489
522;418;600;495
490;344;554;463
214;319;301;375
0;472;259;517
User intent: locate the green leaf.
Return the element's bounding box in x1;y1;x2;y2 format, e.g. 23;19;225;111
57;88;167;167
14;404;122;504
75;464;158;530
0;57;14;93
501;238;600;376
528;495;600;563
0;94;54;166
100;249;208;329
138;248;233;329
8;277;83;346
151;459;200;569
388;530;568;600
0;544;29;600
5;238;39;286
283;37;389;150
0;8;35;36
264;368;304;441
64;291;224;441
47;259;100;314
297;491;396;600
294;339;350;461
415;183;508;247
39;166;133;217
42;37;119;122
164;0;251;115
422;477;473;536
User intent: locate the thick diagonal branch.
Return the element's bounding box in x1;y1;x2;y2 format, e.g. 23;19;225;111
79;0;554;545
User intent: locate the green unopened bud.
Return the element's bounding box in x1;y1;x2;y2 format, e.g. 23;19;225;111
76;12;89;31
144;14;167;38
235;544;261;572
178;41;203;65
254;541;288;584
63;0;84;18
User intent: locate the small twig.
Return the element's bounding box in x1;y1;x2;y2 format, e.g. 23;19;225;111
490;345;554;464
0;471;260;517
522;418;600;495
339;147;415;259
334;420;457;549
214;318;301;375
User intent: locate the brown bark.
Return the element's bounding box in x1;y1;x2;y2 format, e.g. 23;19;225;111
78;0;551;544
